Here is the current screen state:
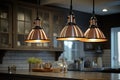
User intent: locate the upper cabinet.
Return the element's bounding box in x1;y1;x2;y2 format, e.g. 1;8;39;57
0;4;12;49
52;13;65;49
0;1;65;50
13;5;33;49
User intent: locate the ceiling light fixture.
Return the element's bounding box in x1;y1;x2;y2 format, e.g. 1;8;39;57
81;0;107;42
102;8;108;12
56;0;84;41
25;0;50;43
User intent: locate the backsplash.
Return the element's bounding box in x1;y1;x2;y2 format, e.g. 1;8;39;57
102;49;111;67
0;51;56;70
85;49;111;68
0;49;111;70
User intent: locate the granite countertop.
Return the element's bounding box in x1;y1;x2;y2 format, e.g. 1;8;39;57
0;70;119;80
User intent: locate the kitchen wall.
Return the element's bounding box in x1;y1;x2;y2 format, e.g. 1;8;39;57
0;49;111;70
0;50;56;70
102;49;111;67
98;13;120;49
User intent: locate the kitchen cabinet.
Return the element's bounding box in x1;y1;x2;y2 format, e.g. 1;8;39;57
13;5;33;49
0;4;12;49
84;42;104;53
0;1;65;51
52;13;65;49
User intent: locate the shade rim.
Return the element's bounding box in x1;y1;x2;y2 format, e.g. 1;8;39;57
80;38;107;42
56;37;85;41
25;39;50;43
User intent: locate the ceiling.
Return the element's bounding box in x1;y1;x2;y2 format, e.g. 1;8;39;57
39;0;120;15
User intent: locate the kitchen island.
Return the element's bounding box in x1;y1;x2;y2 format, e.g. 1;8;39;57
0;70;119;80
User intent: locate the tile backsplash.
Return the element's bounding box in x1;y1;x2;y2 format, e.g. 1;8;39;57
0;49;111;70
0;50;56;70
84;49;111;68
102;49;111;67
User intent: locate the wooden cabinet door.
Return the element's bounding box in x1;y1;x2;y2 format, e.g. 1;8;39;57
0;4;12;49
13;5;33;49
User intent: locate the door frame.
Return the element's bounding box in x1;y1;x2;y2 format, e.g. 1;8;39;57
111;27;120;68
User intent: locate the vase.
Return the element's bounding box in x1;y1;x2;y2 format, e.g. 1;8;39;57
29;63;41;72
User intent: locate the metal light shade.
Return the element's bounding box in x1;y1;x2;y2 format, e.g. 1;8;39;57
25;18;50;43
81;0;107;42
81;16;107;42
57;14;83;41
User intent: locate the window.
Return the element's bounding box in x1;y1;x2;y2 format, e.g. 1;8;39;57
60;41;85;61
111;27;120;68
118;32;120;64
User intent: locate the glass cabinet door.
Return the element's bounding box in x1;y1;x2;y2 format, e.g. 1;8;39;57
15;6;32;48
37;10;50;48
52;14;65;49
0;4;12;48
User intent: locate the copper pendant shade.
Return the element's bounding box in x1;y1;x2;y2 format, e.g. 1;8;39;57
25;18;50;43
81;0;107;42
25;0;50;43
81;16;107;42
57;0;83;41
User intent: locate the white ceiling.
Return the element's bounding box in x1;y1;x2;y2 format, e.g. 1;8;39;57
40;0;120;15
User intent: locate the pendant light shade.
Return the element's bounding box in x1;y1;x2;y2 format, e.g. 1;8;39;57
25;0;50;43
81;0;107;42
25;17;50;43
82;16;107;42
57;0;83;41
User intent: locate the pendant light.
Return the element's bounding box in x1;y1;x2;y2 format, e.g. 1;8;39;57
56;0;84;41
81;0;107;42
25;0;50;43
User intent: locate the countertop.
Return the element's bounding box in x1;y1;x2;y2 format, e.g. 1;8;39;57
0;70;120;80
